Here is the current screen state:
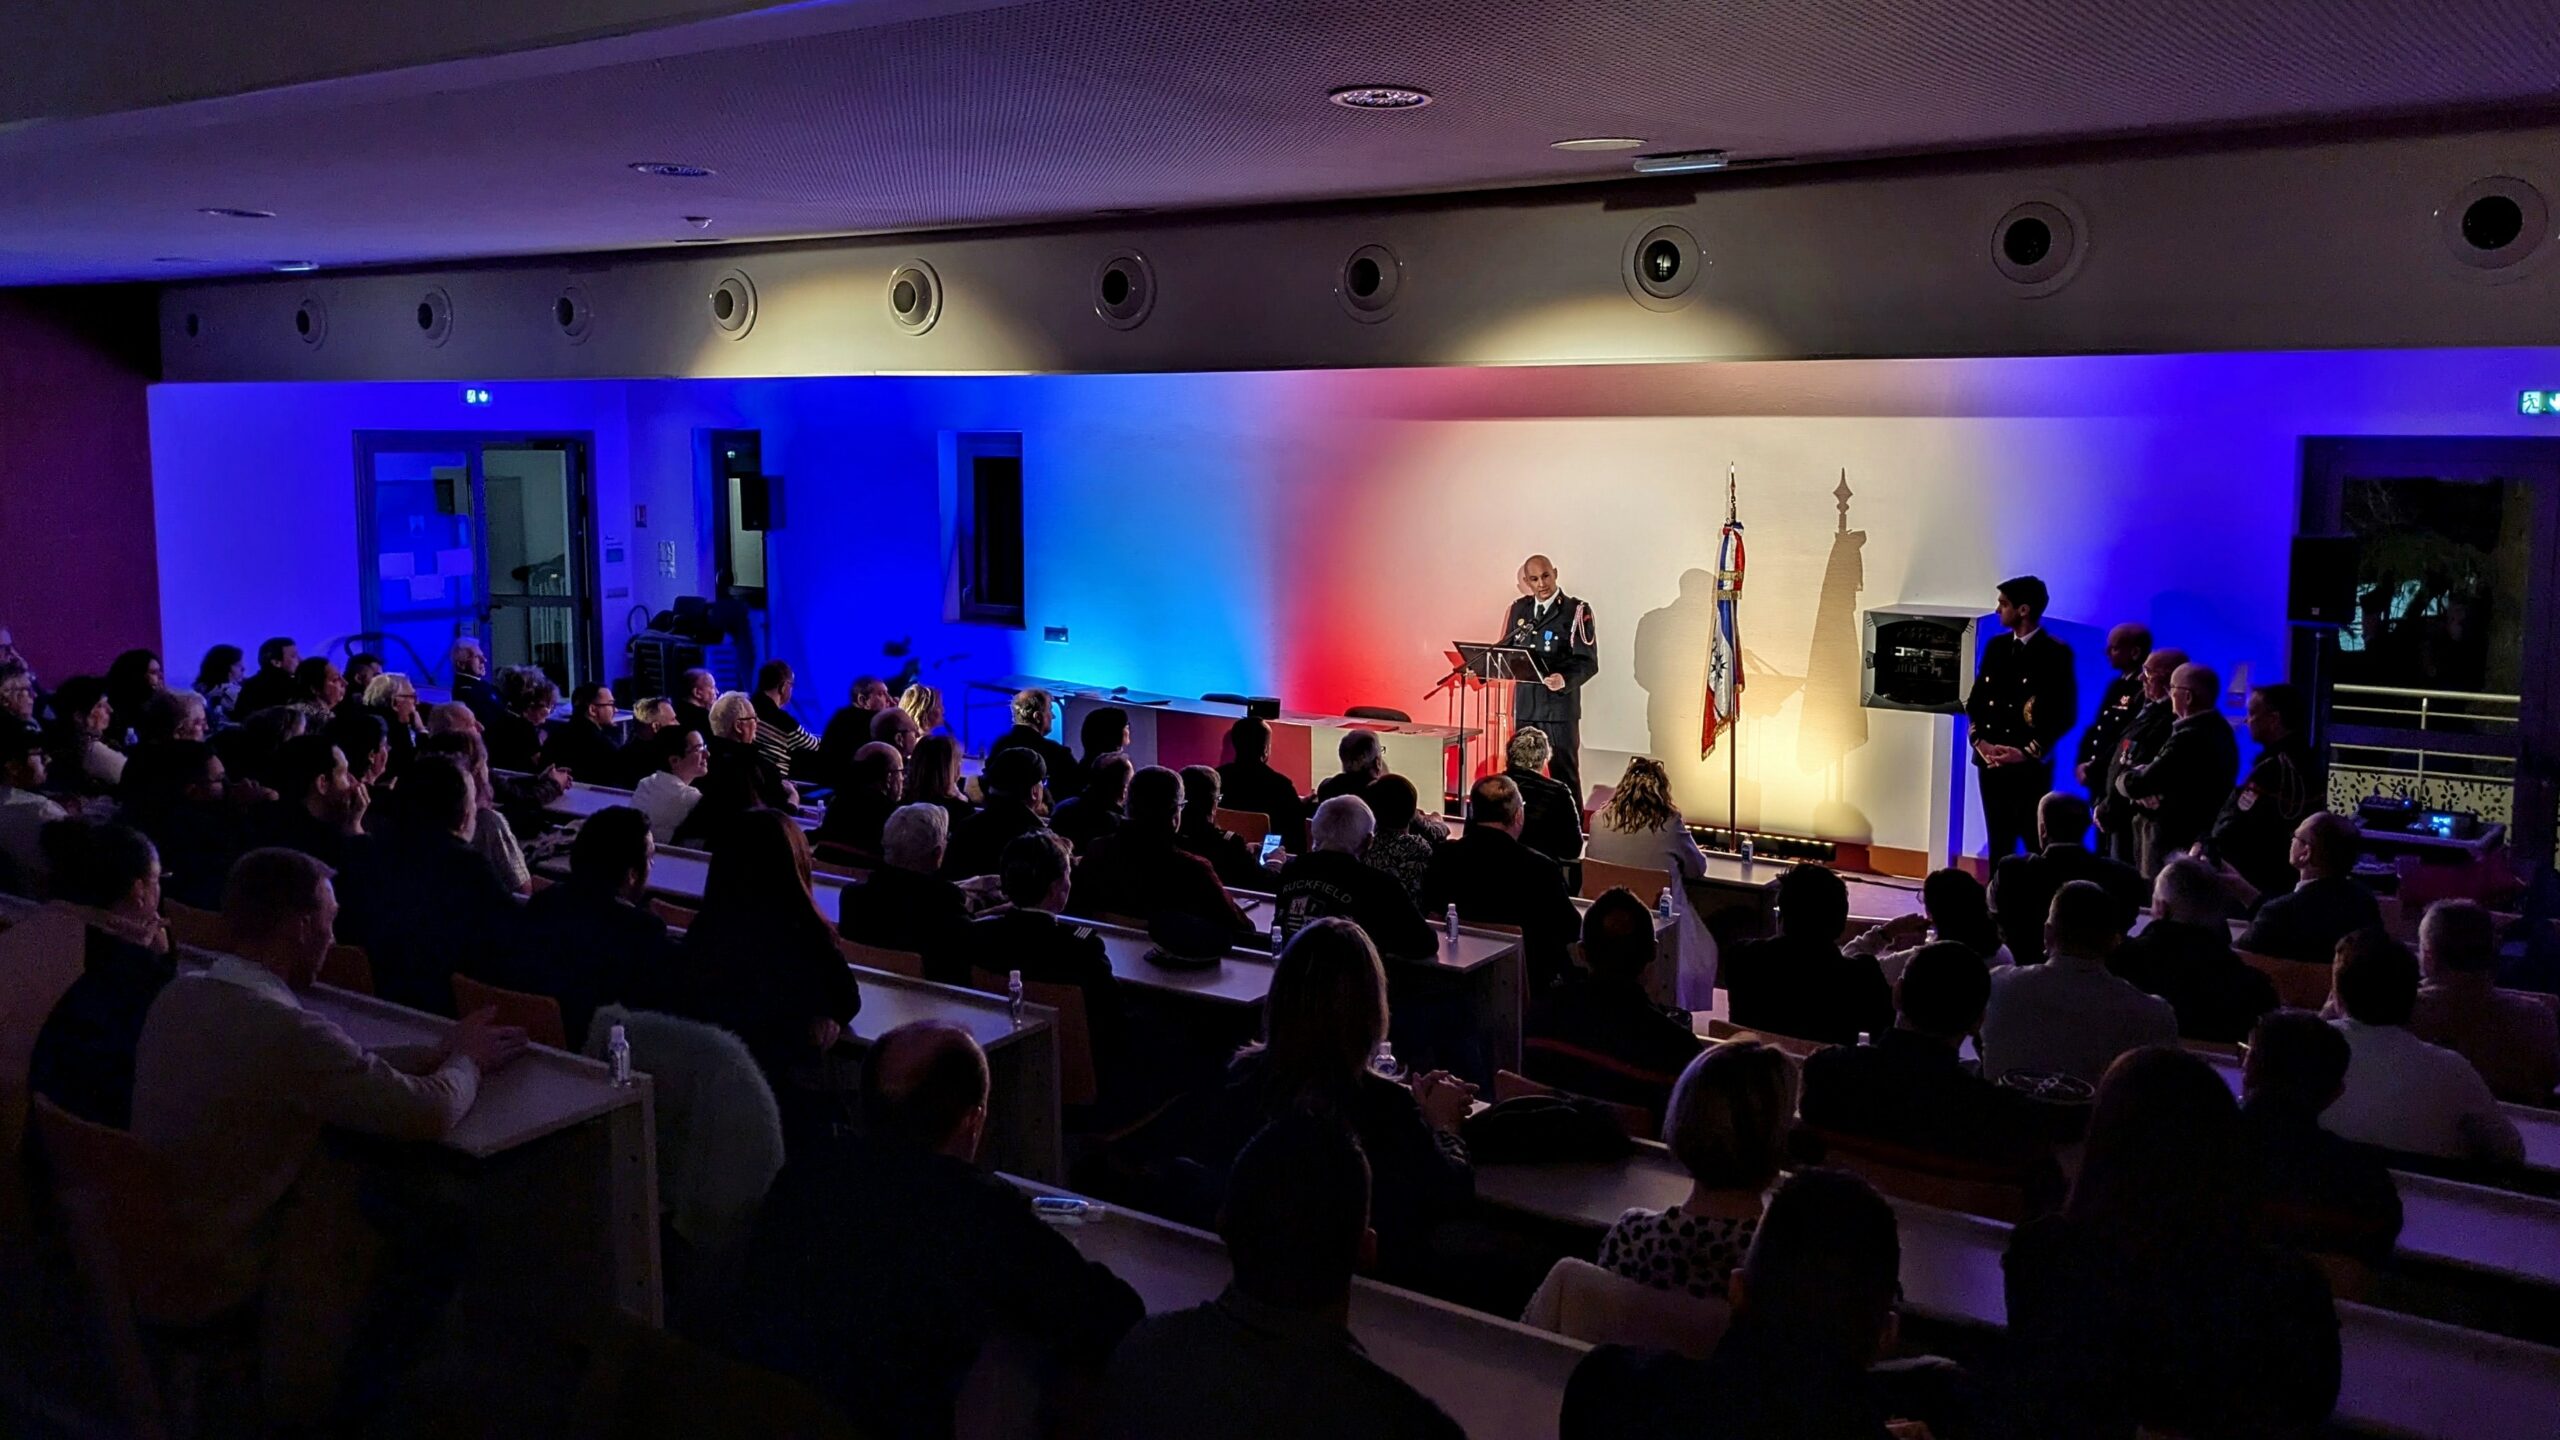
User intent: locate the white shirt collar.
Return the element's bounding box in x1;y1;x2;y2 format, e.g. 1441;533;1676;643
207;954;302;1011
2015;625;2043;644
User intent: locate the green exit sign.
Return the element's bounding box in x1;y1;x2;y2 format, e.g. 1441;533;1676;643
2523;390;2560;415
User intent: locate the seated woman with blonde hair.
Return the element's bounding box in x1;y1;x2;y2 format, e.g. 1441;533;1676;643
1587;756;1716;1007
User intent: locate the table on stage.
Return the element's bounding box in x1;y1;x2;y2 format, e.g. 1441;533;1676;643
1008;1178;1586;1440
963;674;1469;801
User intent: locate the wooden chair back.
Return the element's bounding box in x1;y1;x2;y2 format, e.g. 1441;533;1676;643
836;935;923;979
1493;1069;1656;1141
159;900;228;952
0;907;90;1172
320;944;376;997
2236;949;2333;1010
32;1096;235;1330
450;974;569;1049
1805;1126;2034;1224
971;969;1098;1108
1211;808;1271;845
1580;857;1666;903
810;856;866;881
28;1097;173;1438
649;897;699;931
1701;1019;1824;1064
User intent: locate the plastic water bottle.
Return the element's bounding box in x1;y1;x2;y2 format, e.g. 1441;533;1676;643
1373;1041;1403;1082
1656;887;1676;919
606;1024;633;1088
1269;911;1286;950
1033;1195;1107;1226
1737;836;1756;868
1444;903;1461;943
1006;969;1026;1028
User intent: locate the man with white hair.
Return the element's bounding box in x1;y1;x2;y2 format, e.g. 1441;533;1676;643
1500;553;1599;804
2116;662;2238;878
448;637;501;727
1273;796;1435;958
1503;726;1584;881
839;802;972;959
2106;855;2277;1043
1313;729;1389;811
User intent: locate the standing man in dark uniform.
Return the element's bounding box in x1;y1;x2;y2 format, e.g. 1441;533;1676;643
2077;624;2150;793
1965;576;2076;860
2208;681;2323;900
2094;647;2184;866
1502;554;1599;810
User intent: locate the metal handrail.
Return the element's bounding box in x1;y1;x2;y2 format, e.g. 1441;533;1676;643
2333;683;2521;704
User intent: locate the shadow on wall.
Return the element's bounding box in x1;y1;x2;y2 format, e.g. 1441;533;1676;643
1796;479;1873;840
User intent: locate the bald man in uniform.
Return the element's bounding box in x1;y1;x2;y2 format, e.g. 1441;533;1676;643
1500;554;1600;809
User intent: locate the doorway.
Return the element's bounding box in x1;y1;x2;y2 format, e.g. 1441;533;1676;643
355;433;600;694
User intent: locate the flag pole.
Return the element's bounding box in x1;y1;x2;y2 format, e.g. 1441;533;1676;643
1725;464;1740;846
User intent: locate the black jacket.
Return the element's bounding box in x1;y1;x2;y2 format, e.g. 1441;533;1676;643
1721;933;1893;1047
1966;628;2076;765
2119;710;2240;863
933;910;1129;1081
838;863;972;960
335;828;521;1016
816;704;881;786
2095;698;2177;837
987;725;1078;795
129;799;244;912
2210;734;2323;899
1503;592;1600;725
1524;976;1702;1120
813;789;896;858
681;737;790;847
485;710;546;775
503;881;678;1049
1275;849;1436;959
1178;815;1275;892
234;665;303;718
1216;759;1308;853
2241;1099;2405;1265
1421;825;1581;987
1990;843;2149;966
2077;669;2146;777
1506;765;1585;875
740;1133;1143;1440
542;716;629;787
1563;1326;1899;1440
1049;795;1124;853
451;671;505;728
1799;1029;2066;1177
1069;823;1256;938
672;902;860;1086
942;795;1046;880
29;926;176;1130
2107;919;2277;1044
2237;875;2383;965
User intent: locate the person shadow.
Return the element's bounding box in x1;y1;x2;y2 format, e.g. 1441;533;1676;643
1632;569;1803;830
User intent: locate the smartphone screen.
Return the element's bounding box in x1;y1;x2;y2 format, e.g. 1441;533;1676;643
1259;833;1284;862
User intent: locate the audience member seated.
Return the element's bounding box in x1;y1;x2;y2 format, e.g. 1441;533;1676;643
989;687;1079;796
1422;775;1581;988
1524;887;1701;1117
339;653;383;720
938;831;1134;1087
1981;880;2177;1085
740;1021;1143;1438
1720;863;1892;1046
103;647;165;748
1175;763;1273;890
505;805;677;1048
1990;791;2147;964
2410;897;2560;1104
132;848;525;1424
1584;754;1710;878
544;680;630;786
1217;715;1308;853
1504;725;1584;873
630;694;676;735
362;671;422;782
1070;705;1133;798
634;725;710;844
2237;812;2382;962
27;821;173;1128
1314;728;1388;811
1275;795;1434;959
1597;1042;1788;1300
293;656;347;715
217;700;310;797
234;634;304;717
869;702;922;759
0;727;69;890
902;733;975;830
2210;681;2323;901
191;644;244;729
117;738;240;910
942;746;1048;880
668;809;860;1127
899;682;945;736
485;665;557;774
673;666;717;740
334;755;520;1015
1158;919;1473;1284
2106;856;2277;1043
1844;866;2012;983
750;661;826;782
2002;1046;2340;1440
2322;929;2524;1163
1102;1116;1465;1440
415;730;533;894
1563;1169;1911;1440
817;674;893;781
1358;774;1435;906
247;732;369;868
689;690;797;845
46;674;124;792
1070;765;1256;937
1052;752;1134;853
1802;941;2066;1184
0;663;40;743
811;740;901;857
2114;662;2239;877
326;709;391;793
2241;1010;2405;1266
428;700;568;820
839;803;971;958
136;687;210;747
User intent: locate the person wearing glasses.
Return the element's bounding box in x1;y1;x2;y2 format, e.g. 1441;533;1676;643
2114;662;2238;879
544;681;630;786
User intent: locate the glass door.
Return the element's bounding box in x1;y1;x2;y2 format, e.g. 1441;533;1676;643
358;433;598;693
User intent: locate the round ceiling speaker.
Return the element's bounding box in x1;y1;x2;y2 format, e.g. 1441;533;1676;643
708;270;756;338
887;260;942;334
1990;194;2088;295
292;295;328;348
415;287;453;346
2438;176;2551;279
1337;243;1403;321
552;285;595;343
1622;222;1702;311
1093;251;1155;330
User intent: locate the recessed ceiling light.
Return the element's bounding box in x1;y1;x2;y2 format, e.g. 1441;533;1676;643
1328;86;1432;111
1632;149;1731;175
1551;137;1645;152
153;256;207;264
629;161;714;178
199;206;276;219
683;215;714;229
270;260;319;273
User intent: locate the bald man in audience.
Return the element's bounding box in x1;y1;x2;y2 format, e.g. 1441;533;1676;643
741;1021;1142;1438
2411;898;2560;1104
1070;766;1257;939
1314;728;1389;811
1102;1116;1465;1440
2323;930;2523;1164
815;740;906;857
1980;880;2176;1085
1990;792;2147;965
2115;661;2238;877
2235;812;2381;963
1422;775;1581;988
871;702;922;759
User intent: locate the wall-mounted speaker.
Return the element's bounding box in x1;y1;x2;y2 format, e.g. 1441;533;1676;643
887;260;942;334
707;270;756;339
734;472;772;531
1861;606;1982;713
1622;222;1702;310
1337;244;1402;322
2438;175;2550;279
1093;251;1155;329
1991;194;2087;294
2287;534;2360;627
552;285;594;343
414;287;452;347
292;295;327;348
180;311;202;341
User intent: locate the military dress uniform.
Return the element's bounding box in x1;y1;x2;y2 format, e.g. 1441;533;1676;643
1503;591;1600;807
2078;668;2146;785
1965;629;2076;859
